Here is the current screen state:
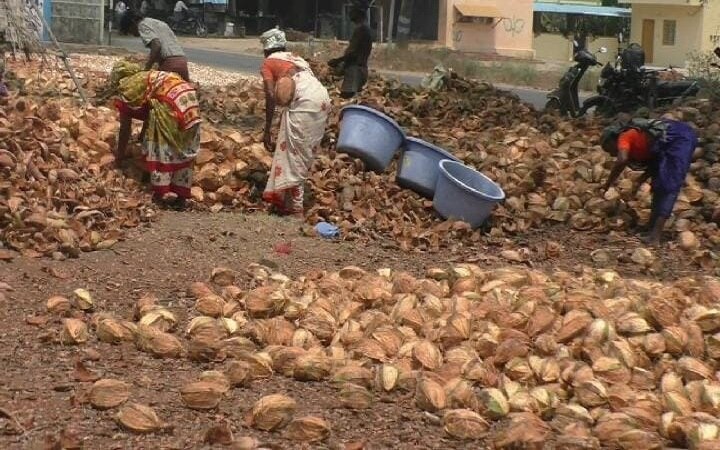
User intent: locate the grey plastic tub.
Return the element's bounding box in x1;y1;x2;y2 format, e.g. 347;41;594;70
337;105;406;173
433;160;505;228
397;137;461;199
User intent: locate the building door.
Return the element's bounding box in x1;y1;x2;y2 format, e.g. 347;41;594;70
642;19;655;64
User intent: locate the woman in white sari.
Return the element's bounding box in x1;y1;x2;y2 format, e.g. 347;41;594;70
259;27;330;217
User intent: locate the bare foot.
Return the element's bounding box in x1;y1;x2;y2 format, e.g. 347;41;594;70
640;232;661;245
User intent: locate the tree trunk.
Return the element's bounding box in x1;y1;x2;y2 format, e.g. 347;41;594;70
396;0;413;49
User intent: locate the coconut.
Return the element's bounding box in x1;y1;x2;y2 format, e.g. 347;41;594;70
116;403;165;434
73;288;94;311
480;388;509;419
339;383;373;410
139;308;177;332
283;416;331;443
180;381;224;410
211;267;236;286
416;377;447;412
60;318;89;345
89;379;130;409
96;318;136;344
196;294;226;318
199;370;231;394
412;340;443;370
46;296;71;314
135;324;183;358
443;409;489;440
293;353;331;382
248;394;296;431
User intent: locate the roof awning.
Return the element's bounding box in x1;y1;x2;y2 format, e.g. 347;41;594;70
534;2;631;18
454;4;506;19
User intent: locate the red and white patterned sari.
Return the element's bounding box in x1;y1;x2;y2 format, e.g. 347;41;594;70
262;52;330;215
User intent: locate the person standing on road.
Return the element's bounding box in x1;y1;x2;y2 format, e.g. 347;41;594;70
114;0;128;32
600;118;697;244
328;6;372;99
140;0;150;16
173;0;189;23
259;27;330;217
121;12;190;81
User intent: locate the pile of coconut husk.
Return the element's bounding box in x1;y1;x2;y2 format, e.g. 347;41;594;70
35;263;720;448
0;96;152;259
3;58;719;262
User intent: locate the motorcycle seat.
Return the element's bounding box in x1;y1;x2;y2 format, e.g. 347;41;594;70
659;80;696;90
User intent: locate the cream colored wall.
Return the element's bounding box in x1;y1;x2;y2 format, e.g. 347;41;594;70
438;0;451;46
701;0;720;53
534;33;573;61
445;0;535;58
629;4;703;67
534;34;619;64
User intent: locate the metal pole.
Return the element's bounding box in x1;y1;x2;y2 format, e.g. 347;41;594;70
387;0;395;44
378;5;383;43
314;0;318;38
109;0;114;46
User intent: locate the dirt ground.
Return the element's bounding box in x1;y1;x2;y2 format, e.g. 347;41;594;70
0;207;715;450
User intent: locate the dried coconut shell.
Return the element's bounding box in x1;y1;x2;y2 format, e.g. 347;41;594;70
408;340;440;371
339;383;373;410
116;403;165;434
248;394;296;431
199;370;231;394
443;409;489;440
47;296;71;314
89;379;130;409
293;353;331;382
96;318;136;344
61;318;89;345
210;267;236;286
196;295;226;318
73;288;94;311
180;381;224;410
138;308;177;332
283;416;330;443
135;324;183;358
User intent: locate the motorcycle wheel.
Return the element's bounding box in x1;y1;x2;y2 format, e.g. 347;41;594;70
196;24;208;38
545;98;562;114
581;99;616;118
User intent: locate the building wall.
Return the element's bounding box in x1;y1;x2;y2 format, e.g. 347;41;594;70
534;33;619;64
51;0;104;44
629;4;703;67
439;0;535;58
536;0;602;4
701;0;720;53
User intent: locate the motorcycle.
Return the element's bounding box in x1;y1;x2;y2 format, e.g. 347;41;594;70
168;11;208;37
583;44;700;117
545;42;607;118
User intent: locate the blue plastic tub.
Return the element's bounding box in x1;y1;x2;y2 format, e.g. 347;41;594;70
397;137;461;199
433;160;505;228
337;105;406;173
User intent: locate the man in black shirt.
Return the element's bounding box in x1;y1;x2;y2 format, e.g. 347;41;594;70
329;6;372;99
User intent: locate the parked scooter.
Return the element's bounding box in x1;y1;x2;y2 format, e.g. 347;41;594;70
545;41;607;117
168;11;208;37
582;43;700;117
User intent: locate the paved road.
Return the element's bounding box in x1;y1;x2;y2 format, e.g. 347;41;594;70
106;36;585;110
